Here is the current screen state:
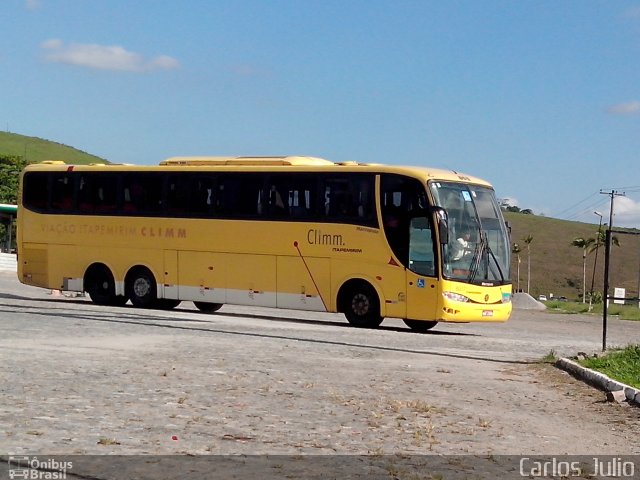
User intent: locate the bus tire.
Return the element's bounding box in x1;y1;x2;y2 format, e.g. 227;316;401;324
340;281;383;328
155;299;181;310
403;319;438;332
85;264;121;306
126;267;157;309
111;295;129;307
193;301;223;313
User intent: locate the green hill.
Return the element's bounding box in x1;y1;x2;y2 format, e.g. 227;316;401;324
0;131;109;164
505;212;640;302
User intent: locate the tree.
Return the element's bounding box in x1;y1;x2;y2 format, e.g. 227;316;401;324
512;243;522;292
0;155;27;204
571;237;595;303
0;155;24;252
571;230;619;305
589;229;620;252
523;235;533;294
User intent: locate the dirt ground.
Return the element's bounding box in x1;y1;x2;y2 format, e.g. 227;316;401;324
1;271;639;477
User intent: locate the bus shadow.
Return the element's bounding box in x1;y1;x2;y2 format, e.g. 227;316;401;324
205;310;475;337
1;294;475;336
0;296;220;323
0;304;530;366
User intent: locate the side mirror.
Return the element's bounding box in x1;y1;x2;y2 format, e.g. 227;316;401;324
432;206;449;245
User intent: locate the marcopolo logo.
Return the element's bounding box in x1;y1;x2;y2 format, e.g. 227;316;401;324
7;457;73;479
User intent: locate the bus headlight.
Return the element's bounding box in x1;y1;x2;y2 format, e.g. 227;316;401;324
442;291;470;303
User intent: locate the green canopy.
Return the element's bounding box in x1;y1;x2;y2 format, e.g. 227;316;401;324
0;204;17;216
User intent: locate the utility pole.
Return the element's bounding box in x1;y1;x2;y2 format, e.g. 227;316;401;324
600;189;625;352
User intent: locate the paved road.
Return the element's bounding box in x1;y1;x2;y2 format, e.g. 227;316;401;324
1;270;639;464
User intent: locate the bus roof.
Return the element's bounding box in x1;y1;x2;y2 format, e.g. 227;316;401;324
23;157;493;187
160;156;335;166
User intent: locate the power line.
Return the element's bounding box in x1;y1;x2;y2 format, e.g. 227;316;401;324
602;185;640;191
552;191;600;218
563;197;610;222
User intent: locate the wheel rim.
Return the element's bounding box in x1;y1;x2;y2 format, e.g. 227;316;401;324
133;277;151;298
352;293;370;316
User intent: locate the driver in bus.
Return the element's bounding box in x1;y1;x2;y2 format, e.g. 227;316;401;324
452;231;473;261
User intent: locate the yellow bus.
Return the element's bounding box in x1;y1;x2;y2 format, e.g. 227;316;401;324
17;156;512;331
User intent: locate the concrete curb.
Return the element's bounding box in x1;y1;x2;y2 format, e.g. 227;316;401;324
556;357;640;406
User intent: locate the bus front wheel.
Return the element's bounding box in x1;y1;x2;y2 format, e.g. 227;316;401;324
403;319;438;332
341;283;383;328
126;267;157;308
193;301;223;313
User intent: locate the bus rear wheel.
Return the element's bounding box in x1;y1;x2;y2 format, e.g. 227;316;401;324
85;264;125;306
155;299;181;310
126;267;157;308
193;301;223;313
341;283;383;328
403;319;438;332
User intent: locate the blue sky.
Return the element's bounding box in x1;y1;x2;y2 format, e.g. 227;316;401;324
3;0;640;227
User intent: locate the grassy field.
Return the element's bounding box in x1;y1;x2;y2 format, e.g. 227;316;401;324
0;131;108;165
505;212;640;302
545;300;640;321
578;345;640;389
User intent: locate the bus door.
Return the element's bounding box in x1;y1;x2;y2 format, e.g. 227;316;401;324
380;174;438;320
405;216;439;320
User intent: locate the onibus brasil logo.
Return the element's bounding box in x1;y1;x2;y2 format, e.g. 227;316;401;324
7;457;73;479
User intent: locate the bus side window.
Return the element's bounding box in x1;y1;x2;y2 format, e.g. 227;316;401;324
77;174;117;213
23;173;48;210
265;175;317;220
122;174;163;214
188;177;214;215
78;176;89;211
289;188;313;218
267;184;287;216
216;174;264;217
166;175;190;214
409;217;435;276
96;176;118;212
323;174;375;226
380;174;431;266
324;180;353;218
51;174;74;211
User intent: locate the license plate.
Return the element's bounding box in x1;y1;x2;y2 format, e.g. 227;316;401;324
482;310;493;317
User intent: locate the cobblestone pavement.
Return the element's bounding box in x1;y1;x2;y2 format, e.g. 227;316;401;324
1;271;639;464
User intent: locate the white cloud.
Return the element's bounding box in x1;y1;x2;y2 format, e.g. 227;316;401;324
41;39;180;72
500;197;519;207
613;196;640;229
607;101;640;115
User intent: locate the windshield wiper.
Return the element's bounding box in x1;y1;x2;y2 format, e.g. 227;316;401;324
486;240;505;283
468;232;506;284
467;233;486;283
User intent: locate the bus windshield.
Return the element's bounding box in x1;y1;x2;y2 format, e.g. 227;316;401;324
429;181;510;285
